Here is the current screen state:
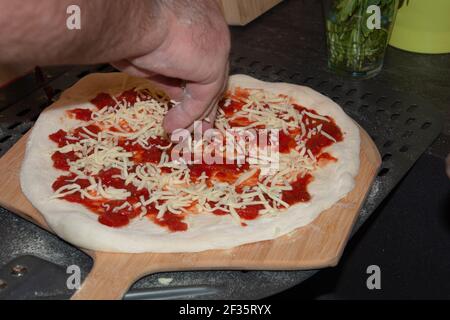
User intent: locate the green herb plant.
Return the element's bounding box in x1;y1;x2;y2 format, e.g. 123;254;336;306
325;0;399;74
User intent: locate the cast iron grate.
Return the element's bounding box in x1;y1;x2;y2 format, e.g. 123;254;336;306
228;53;443;229
0;57;443;299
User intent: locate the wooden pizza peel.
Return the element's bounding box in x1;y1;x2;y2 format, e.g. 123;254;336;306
0;74;381;300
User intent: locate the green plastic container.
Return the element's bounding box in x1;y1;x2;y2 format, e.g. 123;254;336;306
389;0;450;54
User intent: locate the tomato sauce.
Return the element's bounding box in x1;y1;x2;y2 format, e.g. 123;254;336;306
49;125;101;148
49;129;71;147
151;212;188;232
189;162;250;186
318;152;337;163
281;174;313;205
49;131;184;231
219;88;249;116
117;89;139;104
51;151;78;171
236;204;265;220
212;208;228;216
119;136;171;165
218;97;343;158
210;203;263;220
67;108;92;121
212;93;343;221
229;117;254;127
279;130;297;153
90;93;115;110
49;88;344;232
98;212;130;228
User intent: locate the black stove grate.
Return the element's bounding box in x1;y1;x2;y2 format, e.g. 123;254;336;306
228;52;443;230
0;56;443;299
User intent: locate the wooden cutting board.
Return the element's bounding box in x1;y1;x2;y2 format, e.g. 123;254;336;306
0;118;380;300
220;0;283;26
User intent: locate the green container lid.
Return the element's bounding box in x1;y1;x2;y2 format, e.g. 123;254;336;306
389;0;450;54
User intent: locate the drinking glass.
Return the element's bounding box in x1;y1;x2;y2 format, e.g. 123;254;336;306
323;0;399;78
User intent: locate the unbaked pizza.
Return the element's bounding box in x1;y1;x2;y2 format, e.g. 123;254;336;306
20;73;360;253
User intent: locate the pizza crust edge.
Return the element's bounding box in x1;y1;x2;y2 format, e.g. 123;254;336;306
20;73;360;253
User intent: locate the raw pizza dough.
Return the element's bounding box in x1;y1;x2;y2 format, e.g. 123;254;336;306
20;73;360;253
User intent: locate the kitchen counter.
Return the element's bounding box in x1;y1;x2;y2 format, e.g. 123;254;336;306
0;0;448;300
230;0;449;299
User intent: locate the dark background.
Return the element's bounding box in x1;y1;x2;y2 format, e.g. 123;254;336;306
0;0;448;300
234;0;450;299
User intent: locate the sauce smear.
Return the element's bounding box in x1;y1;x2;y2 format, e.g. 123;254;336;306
49;88;343;232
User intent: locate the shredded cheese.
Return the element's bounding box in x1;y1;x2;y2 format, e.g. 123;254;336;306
51;86;339;226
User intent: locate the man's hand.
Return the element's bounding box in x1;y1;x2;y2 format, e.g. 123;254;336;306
0;0;230;133
114;0;230;133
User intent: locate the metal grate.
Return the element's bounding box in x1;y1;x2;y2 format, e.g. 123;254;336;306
228;53;443;229
0;57;443;299
0;64;114;156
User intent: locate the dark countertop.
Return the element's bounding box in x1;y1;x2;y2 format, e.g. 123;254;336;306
228;0;449;299
0;0;448;300
233;0;450;115
230;0;450;156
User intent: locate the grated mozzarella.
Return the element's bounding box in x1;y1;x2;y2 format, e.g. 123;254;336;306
51;86;339;225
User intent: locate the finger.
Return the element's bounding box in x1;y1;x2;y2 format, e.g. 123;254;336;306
113;60;184;100
185;73;228;133
201;103;218;132
164;69;228;133
195;70;228;132
147;74;184;101
184;101;218;133
112;60;155;78
163;83;216;132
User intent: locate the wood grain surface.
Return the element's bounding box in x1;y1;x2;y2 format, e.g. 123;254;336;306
0;126;380;299
220;0;283;25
